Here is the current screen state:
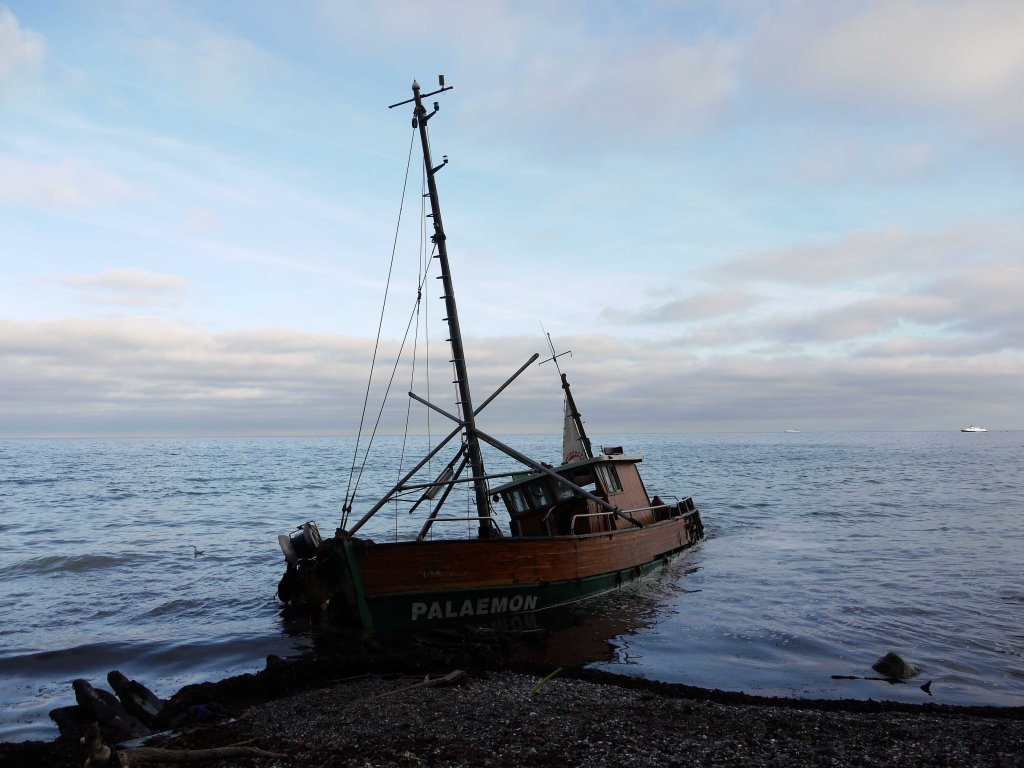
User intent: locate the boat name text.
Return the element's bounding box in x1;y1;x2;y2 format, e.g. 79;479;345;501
411;593;538;621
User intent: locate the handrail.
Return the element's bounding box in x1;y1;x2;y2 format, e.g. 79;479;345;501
570;499;697;533
428;516;497;524
423;515;504;540
570;510;618;533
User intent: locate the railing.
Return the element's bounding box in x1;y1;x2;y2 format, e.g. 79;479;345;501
423;515;503;539
571;497;698;533
569;510;618;533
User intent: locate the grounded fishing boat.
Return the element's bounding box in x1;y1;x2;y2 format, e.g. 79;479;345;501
276;77;704;631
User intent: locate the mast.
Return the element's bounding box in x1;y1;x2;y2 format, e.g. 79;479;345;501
542;332;594;460
560;372;594;460
407;77;493;537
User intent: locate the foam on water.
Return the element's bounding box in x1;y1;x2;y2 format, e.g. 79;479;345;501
0;432;1022;741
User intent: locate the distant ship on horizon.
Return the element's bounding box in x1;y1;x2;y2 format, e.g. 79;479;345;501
785;428;801;433
961;425;988;433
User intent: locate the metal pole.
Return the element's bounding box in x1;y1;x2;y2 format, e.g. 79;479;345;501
411;80;493;537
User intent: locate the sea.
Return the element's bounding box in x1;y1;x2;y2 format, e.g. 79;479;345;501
1;431;1022;741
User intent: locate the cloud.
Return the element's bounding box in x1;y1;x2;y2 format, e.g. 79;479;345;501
791;139;939;185
64;268;189;307
318;0;530;61
930;262;1024;344
181;209;220;233
0;319;370;436
613;218;1024;358
769;295;953;345
319;0;739;144
495;36;738;143
603;288;759;325
713;223;1012;286
752;1;1024;133
0;155;133;207
1;320;1019;437
698;260;1024;353
131;18;283;104
0;5;44;90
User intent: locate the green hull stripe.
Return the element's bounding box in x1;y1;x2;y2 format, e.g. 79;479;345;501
362;549;683;631
342;538;375;631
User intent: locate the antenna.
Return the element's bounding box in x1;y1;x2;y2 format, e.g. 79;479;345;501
539;324;593;461
539;323;572;377
387;74;453;109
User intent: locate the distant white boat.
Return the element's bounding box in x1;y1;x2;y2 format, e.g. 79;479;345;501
784;429;801;433
961;425;988;433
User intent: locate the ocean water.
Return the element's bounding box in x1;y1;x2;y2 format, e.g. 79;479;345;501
1;431;1022;741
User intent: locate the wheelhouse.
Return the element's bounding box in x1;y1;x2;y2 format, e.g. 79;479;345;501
494;448;692;537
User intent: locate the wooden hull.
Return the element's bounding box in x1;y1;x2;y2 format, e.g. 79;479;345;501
329;510;703;631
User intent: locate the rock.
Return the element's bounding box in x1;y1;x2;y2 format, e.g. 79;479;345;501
72;679;151;740
872;652;919;679
107;671;167;729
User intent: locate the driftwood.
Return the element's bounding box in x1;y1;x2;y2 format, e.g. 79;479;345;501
108;670;168;729
73;679;152;740
832;674;934;694
530;666;563;697
359;669;468;703
83;723;288;767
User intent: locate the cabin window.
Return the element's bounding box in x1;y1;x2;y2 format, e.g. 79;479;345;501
596;464;622;494
506;489;529;513
553;478;575;501
568;469;597;492
528;482;552;507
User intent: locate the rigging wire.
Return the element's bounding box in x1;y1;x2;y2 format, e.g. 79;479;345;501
341;127;416;531
343;245;439;529
394;164;431;540
394;265;423;537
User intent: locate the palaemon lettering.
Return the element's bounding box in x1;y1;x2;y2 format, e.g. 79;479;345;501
411;593;538;621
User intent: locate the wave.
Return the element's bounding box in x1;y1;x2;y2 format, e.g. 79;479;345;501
0;552;150;577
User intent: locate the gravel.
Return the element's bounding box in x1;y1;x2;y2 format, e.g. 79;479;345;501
8;651;1023;767
222;669;1022;767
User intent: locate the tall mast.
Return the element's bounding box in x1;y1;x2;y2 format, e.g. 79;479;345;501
408;78;493;537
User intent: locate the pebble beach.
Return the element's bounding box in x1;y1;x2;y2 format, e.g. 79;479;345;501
5;651;1023;768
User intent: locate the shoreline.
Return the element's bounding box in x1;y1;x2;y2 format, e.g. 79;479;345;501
4;643;1023;767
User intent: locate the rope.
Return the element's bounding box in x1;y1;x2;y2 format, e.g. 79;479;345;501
394;171;428;540
341;127;416;530
343;248;438;529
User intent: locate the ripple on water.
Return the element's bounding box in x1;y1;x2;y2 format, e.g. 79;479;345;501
1;432;1022;738
0;552;152;577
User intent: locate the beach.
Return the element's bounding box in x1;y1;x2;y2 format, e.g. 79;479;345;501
5;647;1023;768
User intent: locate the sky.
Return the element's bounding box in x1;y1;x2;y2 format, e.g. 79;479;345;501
1;0;1022;438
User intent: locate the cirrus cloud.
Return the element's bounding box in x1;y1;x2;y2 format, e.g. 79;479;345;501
0;155;133;208
64;268;189;307
0;4;44;91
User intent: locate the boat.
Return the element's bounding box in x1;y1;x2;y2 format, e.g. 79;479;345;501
784;429;800;433
961;425;988;432
275;77;704;632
